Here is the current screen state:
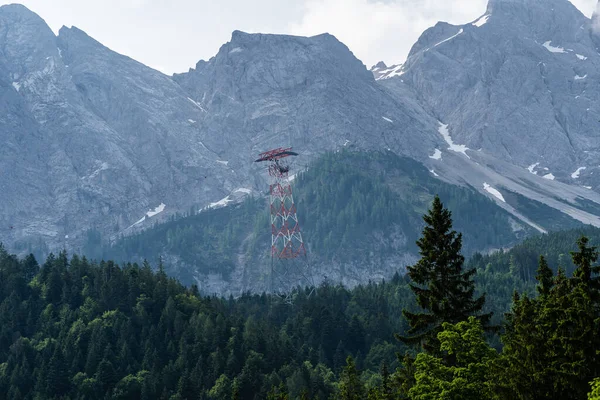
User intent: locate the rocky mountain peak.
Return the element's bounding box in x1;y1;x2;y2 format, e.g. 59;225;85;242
371;61;387;70
175;30;372;103
0;3;42;19
57;26;104;63
216;30;369;81
0;4;57;70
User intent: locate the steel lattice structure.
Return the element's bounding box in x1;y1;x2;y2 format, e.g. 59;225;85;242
255;147;313;297
256;147;306;259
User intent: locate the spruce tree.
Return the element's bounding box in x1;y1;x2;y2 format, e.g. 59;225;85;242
497;236;600;400
398;196;490;353
536;255;553;298
338;356;365;400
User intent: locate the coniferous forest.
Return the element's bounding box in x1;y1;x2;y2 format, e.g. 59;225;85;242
1;197;599;399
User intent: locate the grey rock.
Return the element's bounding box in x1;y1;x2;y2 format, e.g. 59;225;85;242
0;6;443;254
381;0;600;188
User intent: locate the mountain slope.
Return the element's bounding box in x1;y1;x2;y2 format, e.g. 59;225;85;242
96;151;575;295
3;2;600;293
380;0;600;186
0;5;446;254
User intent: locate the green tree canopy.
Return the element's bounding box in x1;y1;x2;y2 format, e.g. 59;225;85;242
399;196;491;353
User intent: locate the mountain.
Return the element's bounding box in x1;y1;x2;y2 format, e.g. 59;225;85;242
3;1;600;293
380;0;600;186
96;151;584;295
372;0;600;236
0;4;227;252
0;4;444;255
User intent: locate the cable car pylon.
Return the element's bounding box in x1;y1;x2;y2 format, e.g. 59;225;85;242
255;147;314;300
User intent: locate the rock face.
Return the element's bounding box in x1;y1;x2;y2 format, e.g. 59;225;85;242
172;30;441;166
380;0;600;187
4;0;600;292
0;5;444;252
0;5;227;250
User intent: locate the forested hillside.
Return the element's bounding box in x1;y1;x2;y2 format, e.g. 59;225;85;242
1;200;599;399
75;150;577;293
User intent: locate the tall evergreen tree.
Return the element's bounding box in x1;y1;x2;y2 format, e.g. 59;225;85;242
398;196;491;353
338;356;365;400
497;236;600;400
535;255;553;298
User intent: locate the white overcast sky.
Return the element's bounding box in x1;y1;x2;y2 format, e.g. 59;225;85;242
1;0;597;74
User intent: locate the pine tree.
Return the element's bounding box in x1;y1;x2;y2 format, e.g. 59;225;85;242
398;195;491;353
536;255;553;298
266;382;289;400
391;353;415;399
409;317;497;400
338;356;365;400
45;347;70;397
497;236;600;400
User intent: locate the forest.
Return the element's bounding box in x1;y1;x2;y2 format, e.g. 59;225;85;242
72;150;568;288
0;196;599;399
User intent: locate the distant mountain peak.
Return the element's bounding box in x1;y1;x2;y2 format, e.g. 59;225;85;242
58;25;105;49
0;3;37;15
0;3;52;31
371;61;387;71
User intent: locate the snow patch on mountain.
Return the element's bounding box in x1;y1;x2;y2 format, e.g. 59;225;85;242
208;196;232;209
377;64;404;80
229;47;243;54
235;188;252;194
130;216;146;228
429;169;439;177
188;119;196;124
216;160;229;166
429;149;442;160
543;173;556;180
542;41;566;53
187;97;207;112
128;203;166;229
527;163;540;175
438;122;469;158
575;74;588;80
571;167;586;178
434;29;464;48
576;54;588;60
11;82;20;91
85;162;109;180
483;182;505;202
146;203;166;218
472;15;490;27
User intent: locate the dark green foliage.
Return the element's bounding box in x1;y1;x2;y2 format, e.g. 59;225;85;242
409;317;497;400
399;196;490;353
0;246;410;399
338;356;365;400
107;198;265;282
590;378;600;400
2;222;600;399
468;226;600;326
90;151;530;286
496;236;600;399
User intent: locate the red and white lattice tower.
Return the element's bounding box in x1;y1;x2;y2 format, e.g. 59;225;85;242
255;147;312;295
